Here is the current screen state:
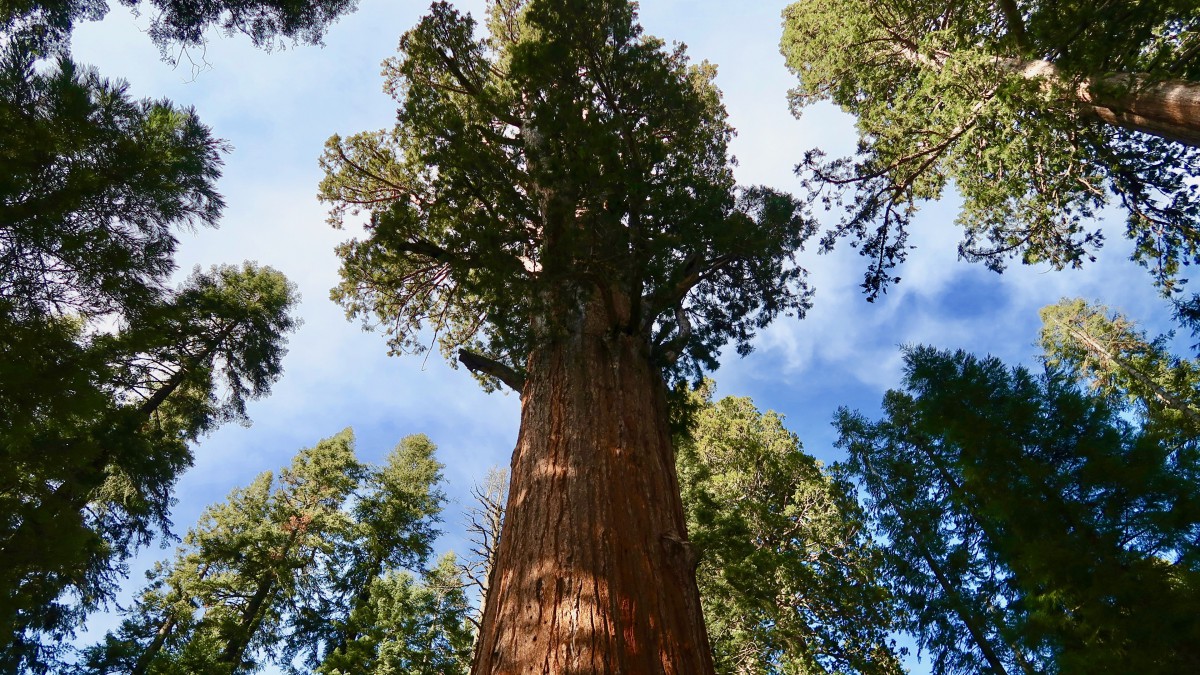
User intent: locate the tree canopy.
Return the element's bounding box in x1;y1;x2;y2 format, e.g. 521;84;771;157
12;1;1200;673
838;341;1200;673
1;0;324;664
781;0;1200;300
0;45;224;321
1040;297;1200;437
77;429;471;675
676;387;903;675
0;262;298;673
320;0;816;390
2;0;359;57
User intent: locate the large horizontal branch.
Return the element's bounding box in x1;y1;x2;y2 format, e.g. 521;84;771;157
891;42;1200;146
1035;66;1200;147
457;348;525;392
391;237;498;274
394;238;453;262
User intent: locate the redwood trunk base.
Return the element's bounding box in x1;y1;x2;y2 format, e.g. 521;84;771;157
471;328;714;674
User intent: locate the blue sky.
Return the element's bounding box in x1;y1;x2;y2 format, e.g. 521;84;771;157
68;0;1180;671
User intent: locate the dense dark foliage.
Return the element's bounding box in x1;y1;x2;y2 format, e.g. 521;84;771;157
839;342;1200;674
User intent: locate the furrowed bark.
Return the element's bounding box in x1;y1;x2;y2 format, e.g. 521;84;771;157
471;294;714;675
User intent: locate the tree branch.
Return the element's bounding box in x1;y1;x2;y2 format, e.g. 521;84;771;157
996;0;1027;49
457;349;525;392
394;237;452;261
888;41;1200;147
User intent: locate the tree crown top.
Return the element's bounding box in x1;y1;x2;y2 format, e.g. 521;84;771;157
323;0;815;389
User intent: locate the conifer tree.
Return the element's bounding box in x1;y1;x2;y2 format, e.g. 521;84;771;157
781;0;1200;299
79;430;362;675
316;553;474;675
1040;297;1200;436
291;434;449;671
320;2;814;670
839;346;1200;674
80;430;472;675
676;389;903;675
2;0;336;664
1;263;298;673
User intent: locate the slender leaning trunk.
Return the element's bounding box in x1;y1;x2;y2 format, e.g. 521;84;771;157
471;305;714;674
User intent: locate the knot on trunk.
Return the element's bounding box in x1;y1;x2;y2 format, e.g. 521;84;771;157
661;532;698;571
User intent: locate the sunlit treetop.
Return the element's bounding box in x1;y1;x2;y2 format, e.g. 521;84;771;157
322;0;815;390
781;0;1200;300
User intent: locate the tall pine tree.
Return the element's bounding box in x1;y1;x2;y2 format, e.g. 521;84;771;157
79;430;473;675
0;263;298;673
839;345;1200;673
676;388;904;675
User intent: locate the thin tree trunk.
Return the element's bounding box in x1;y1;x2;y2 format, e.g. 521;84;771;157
132;616;177;675
862;455;1029;675
131;563;211;675
911;542;1015;675
1055;318;1200;429
219;574;276;673
470;298;714;674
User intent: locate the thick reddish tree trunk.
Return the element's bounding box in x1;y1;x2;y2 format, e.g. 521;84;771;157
1014;60;1200;147
899;45;1200;147
470;302;714;674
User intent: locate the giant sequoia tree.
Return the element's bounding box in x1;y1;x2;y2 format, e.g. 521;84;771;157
781;0;1200;298
320;0;815;671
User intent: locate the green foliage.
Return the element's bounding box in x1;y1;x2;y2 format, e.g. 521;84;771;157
321;0;815;388
2;0;323;666
839;345;1200;674
0;44;224;321
1;0;359;57
317;554;473;675
676;385;903;675
0;263;298;673
781;0;1200;299
0;59;296;660
78;430;362;674
79;430;468;675
290;434;451;673
1040;297;1200;438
